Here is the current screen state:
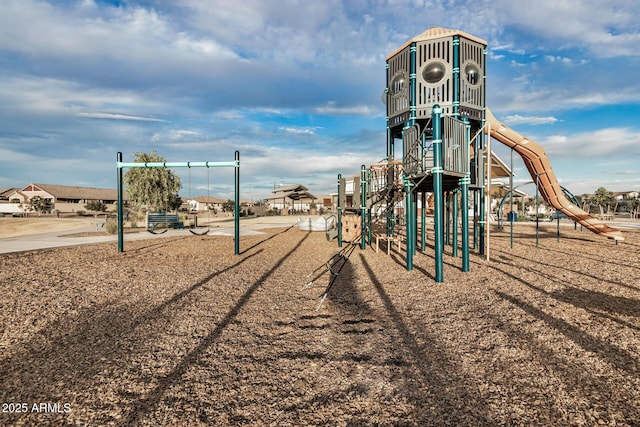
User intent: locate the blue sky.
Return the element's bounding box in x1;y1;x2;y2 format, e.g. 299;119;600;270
1;0;639;200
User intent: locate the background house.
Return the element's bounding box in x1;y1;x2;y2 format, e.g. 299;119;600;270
0;188;18;200
184;195;226;213
614;191;639;201
2;183;124;214
264;184;317;214
0;188;24;214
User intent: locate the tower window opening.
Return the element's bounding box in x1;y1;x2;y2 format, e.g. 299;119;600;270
423;61;446;84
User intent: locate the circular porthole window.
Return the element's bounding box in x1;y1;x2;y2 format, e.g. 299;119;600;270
422;61;447;84
464;61;481;86
389;72;406;96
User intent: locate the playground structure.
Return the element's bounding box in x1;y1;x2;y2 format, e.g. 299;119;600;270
335;27;623;282
116;151;240;254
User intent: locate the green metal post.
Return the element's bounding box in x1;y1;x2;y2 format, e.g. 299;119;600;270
453;189;459;258
471;128;478;252
452;36;460;120
535;173;540;248
461;118;470;272
404;177;414;271
337;174;343;248
367;170;372;245
398;43;418;269
445;191;451;245
510;148;514;249
409;44;416;122
386;62;392;162
361;164;367;250
387;199;393;240
473;190;478;250
421;191;426;252
234;150;240;255
420;128;427;253
384;59;394;243
117;152;124;253
479;147;486;256
432;105;444;282
480;46;487;256
461;178;470;271
411;193;418;255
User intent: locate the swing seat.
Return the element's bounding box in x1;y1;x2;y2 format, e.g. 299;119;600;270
189;228;209;236
147;228;168;235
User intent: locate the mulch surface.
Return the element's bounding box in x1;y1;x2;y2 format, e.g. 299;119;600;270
1;224;639;426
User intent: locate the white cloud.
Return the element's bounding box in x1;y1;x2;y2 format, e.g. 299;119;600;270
313;102;380;116
542;127;640;158
278;127;316;136
212;110;245;121
78;112;167;122
503;115;559;126
0;0;239;62
151;129;201;142
489;0;640;58
0;74;165;117
545;56;572;64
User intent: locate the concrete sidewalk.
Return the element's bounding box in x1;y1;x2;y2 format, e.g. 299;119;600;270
0;215;302;254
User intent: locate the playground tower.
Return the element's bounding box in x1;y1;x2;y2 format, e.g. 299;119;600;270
385;27;487;280
386;27;486;130
336;27;495;282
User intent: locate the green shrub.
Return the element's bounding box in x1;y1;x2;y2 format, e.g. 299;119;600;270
127;211;139;228
105;218;118;234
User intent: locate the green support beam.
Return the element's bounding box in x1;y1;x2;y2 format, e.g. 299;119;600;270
337;174;343;248
420;191;426;252
432;105;444;283
360;165;367;250
461;118;471;272
404;177;414;271
452;189;459;258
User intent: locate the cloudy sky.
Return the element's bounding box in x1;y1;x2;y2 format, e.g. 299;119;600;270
1;0;639;200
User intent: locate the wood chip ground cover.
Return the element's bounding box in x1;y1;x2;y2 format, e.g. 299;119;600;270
1;224;639;426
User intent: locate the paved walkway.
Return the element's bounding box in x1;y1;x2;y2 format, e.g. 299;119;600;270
0;216;301;254
2;215;636;255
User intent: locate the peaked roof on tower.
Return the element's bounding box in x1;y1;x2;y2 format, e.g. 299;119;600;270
387;27;487;60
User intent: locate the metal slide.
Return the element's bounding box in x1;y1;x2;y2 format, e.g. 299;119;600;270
485;108;624;241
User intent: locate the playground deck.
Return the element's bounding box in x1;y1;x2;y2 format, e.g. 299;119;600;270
1;226;639;425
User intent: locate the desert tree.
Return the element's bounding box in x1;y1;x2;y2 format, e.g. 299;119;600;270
123;151;182;212
29;196;52;216
591;187;615;217
630;197;640;221
85;200;106;217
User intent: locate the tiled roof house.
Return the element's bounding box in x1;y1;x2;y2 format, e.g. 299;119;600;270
2;183;126;213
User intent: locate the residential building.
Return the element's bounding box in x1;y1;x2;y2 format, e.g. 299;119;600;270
184;196;226;213
264;184;317;214
1;183;124;213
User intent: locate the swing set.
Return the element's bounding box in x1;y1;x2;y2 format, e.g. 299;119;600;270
116;151;240;254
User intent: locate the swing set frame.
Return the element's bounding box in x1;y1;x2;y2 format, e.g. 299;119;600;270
116;151;240;254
